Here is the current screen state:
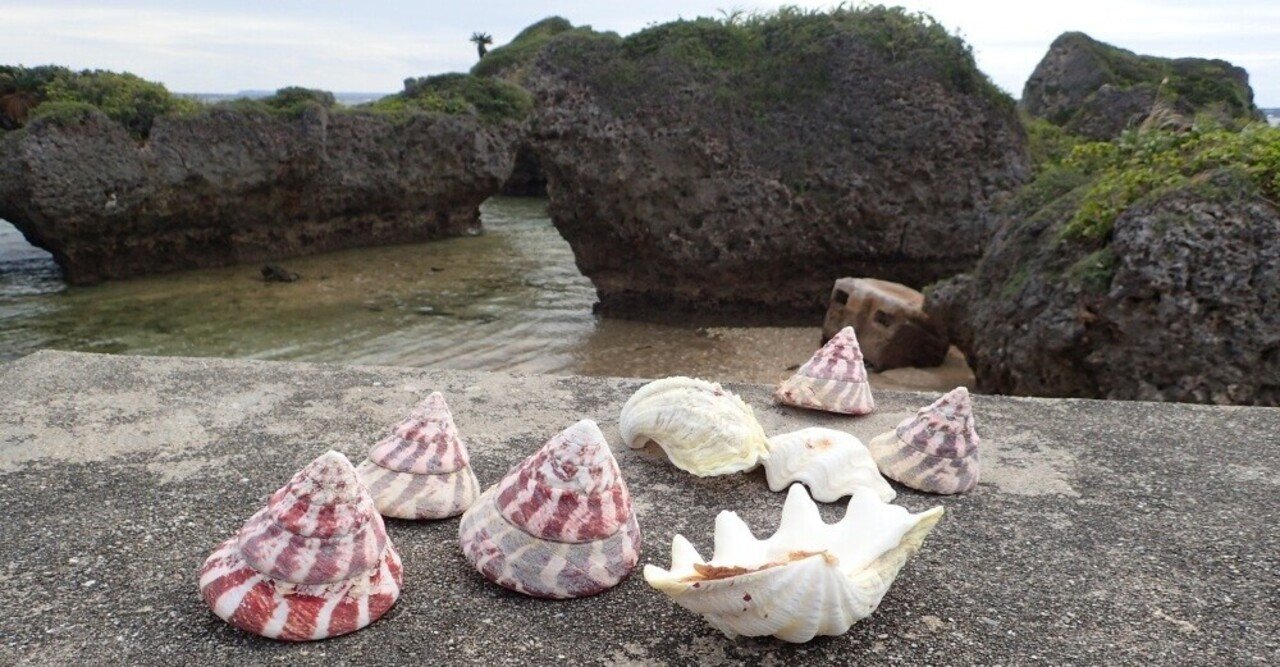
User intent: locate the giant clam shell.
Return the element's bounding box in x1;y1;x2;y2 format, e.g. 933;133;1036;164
199;451;403;641
356;391;481;519
775;326;875;415
868;386;980;495
645;484;942;643
619;376;770;477
458;419;641;599
763;428;895;503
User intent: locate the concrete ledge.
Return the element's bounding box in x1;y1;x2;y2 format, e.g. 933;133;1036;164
0;351;1276;665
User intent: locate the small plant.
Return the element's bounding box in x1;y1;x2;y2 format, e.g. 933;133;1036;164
470;32;494;59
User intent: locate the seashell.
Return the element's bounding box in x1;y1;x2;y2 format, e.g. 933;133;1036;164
619;376;770;477
763;427;895;503
775;326;875;415
868;386;980;494
458;419;641;599
356;391;481;519
199;451;402;641
644;483;943;643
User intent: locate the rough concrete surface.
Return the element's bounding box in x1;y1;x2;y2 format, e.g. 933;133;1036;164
0;350;1276;665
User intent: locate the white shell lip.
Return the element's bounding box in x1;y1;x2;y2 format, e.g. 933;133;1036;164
619;376;770;477
764;428;895;503
644;484;943;643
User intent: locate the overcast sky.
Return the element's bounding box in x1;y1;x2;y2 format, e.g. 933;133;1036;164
1;1;1276;105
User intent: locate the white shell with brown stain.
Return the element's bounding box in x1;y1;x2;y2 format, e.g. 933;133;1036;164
619;376;770;477
644;484;942;643
763;428;895;503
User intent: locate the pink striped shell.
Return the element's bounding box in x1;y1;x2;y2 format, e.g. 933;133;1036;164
458;419;641;599
199;451;402;640
868;387;980;494
775;326;875;415
357;392;480;519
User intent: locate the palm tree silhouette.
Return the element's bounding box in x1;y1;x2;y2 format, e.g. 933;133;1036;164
470;32;494;59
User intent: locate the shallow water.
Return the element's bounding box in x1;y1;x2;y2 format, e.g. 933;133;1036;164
0;198;969;389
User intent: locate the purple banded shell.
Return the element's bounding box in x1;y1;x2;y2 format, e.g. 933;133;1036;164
199;451;402;640
356;392;481;520
458;419;641;599
868;386;980;494
776;326;875;415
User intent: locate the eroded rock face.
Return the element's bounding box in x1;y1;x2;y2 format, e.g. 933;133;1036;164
928;170;1280;406
0;107;521;284
822;278;948;371
526;13;1029;320
1023;32;1264;140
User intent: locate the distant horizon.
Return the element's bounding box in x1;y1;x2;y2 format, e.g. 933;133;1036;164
2;1;1278;106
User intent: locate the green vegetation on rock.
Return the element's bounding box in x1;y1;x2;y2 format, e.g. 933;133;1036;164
1056;123;1280;241
366;73;531;122
471;17;582;80
209;87;338;117
996;119;1280;297
540;6;1009;114
1062;32;1256;117
2;65;196;138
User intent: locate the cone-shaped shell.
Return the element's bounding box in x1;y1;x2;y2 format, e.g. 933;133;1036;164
619;376;770;476
458;420;641;599
356;392;481;519
199;451;403;641
775;326;875;415
644;484;942;643
868;386;980;494
763;428;895;503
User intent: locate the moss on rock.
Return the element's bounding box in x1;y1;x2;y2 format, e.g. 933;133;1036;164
365;73;531;123
1023;32;1263;140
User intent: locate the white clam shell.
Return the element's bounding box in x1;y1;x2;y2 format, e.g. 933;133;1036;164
644;484;943;643
763;428;895;503
619;376;770;477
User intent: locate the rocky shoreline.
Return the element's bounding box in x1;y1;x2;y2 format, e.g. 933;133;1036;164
0;75;524;284
1;12;1276;405
520;11;1029;318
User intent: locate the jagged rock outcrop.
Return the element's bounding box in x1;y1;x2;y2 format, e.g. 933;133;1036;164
524;8;1030;319
0;106;521;283
928;167;1280;406
473;18;585;197
1022;32;1264;140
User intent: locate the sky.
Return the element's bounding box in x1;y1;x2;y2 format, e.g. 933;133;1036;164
1;1;1277;106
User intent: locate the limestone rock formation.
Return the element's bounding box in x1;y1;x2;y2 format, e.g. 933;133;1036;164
0;98;522;284
822;278;948;371
928;167;1280;406
1022;32;1264;140
525;8;1030;319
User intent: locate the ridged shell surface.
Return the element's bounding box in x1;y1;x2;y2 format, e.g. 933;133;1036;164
199;451;403;640
775;326;875;415
458;419;641;599
357;391;480;519
868;386;980;494
644;484;942;643
763;428;895;503
619;376;770;477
